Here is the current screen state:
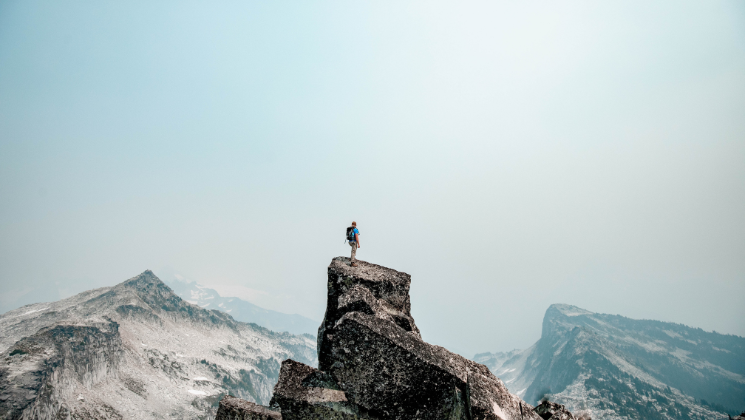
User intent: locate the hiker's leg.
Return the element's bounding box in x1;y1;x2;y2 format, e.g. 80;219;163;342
350;242;357;262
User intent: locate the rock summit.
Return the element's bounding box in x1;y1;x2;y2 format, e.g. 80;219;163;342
216;257;579;420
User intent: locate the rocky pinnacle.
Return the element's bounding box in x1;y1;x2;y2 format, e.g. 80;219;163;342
218;257;580;420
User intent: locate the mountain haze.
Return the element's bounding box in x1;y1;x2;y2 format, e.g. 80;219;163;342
475;304;745;420
162;276;318;337
0;271;316;420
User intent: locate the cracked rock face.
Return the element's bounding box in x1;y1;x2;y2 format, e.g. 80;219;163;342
269;359;367;419
220;257;576;420
316;257;543;420
317;257;421;360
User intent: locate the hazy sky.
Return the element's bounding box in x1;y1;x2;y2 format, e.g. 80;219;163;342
1;1;743;357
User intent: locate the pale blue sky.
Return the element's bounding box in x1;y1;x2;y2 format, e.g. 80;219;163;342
1;1;744;356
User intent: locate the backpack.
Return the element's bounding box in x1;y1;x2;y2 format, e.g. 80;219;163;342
346;227;356;242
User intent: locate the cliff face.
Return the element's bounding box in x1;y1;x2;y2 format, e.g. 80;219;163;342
475;304;745;420
0;323;122;420
220;257;577;420
316;257;537;420
0;271;316;420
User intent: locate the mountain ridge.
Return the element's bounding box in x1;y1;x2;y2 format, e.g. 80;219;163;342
161;274;319;337
475;303;745;420
0;270;316;420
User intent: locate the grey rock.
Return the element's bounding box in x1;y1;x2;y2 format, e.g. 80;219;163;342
269;359;369;420
317;257;420;361
534;401;579;420
217;257;577;420
315;257;543;420
216;395;282;420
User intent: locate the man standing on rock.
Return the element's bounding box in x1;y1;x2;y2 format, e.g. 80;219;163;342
348;221;360;267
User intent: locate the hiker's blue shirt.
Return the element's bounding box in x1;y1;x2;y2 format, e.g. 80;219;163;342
351;228;359;242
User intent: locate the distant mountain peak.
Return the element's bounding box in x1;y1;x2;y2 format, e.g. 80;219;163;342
547;303;594;317
120;270;166;288
161;271;319;336
0;270;318;420
109;271;182;309
480;303;745;420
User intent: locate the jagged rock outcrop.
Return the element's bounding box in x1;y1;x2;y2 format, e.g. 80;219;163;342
317;258;541;420
535;401;582;420
216;395;282;420
269;359;368;419
221;257;565;420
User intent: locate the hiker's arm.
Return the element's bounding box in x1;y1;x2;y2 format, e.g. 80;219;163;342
355;233;360;247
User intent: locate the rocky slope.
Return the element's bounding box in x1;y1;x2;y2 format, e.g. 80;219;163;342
217;257;576;420
0;271;316;420
163;276;318;336
475;304;745;420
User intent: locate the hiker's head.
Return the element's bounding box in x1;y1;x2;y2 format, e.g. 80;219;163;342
352;221;357;227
